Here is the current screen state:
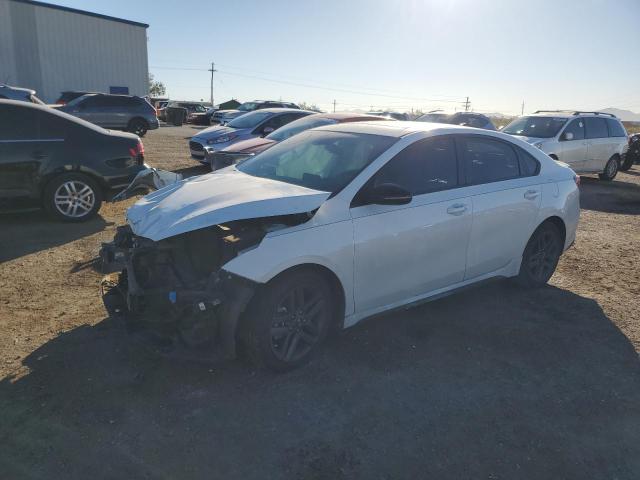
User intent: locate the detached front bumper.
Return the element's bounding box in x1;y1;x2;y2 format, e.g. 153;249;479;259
99;226;257;357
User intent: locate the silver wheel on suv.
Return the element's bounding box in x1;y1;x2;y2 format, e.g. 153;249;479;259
54;180;96;218
44;173;103;222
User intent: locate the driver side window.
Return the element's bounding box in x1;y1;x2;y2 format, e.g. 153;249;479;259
562;119;585;141
368;136;459;196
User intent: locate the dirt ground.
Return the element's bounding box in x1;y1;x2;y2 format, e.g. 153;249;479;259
1;125;639;479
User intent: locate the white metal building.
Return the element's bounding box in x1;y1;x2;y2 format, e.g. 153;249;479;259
0;0;149;103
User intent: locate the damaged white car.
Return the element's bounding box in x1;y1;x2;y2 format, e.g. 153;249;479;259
100;121;580;371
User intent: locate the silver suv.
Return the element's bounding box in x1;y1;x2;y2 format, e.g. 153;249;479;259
0;84;45;104
503;111;628;180
58;94;159;137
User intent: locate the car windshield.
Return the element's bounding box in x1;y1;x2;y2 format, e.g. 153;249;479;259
238;102;259;111
227;111;272;129
503;116;568;138
193;105;207;113
417;113;450;123
65;95;92;107
237;130;397;193
266;116;337;142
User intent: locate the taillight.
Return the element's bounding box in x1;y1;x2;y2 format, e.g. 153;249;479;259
129;140;145;164
574;175;581;187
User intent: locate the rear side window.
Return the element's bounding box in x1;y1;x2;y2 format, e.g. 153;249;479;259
0;105;38;140
584;117;608;139
369;136;458;195
37;111;68;139
461;137;519;184
516;148;540;176
606;118;627;137
562;119;585;141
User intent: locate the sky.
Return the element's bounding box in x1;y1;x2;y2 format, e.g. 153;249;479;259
46;0;640;115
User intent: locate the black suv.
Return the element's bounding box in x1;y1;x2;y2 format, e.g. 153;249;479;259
0;100;146;221
416;111;496;130
57;94;159;137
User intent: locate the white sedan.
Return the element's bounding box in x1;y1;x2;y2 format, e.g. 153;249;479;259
100;121;580;371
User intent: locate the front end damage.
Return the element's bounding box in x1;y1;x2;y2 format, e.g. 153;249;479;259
99;213;311;356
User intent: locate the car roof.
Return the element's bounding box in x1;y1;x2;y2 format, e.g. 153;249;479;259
1;84;36;95
315;120;505;138
0;99;108;132
525;111;618;119
242;108;313;114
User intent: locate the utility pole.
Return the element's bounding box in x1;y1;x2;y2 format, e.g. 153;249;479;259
521;100;525;116
208;62;217;107
463;96;471;112
333;99;336;113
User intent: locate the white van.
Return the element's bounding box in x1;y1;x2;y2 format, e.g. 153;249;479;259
503;111;628;180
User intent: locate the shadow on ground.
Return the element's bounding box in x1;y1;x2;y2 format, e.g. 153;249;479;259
579;170;640;214
1;282;639;479
0;211;110;262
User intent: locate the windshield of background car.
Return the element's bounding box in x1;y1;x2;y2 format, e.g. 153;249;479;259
227;111;272;129
503;116;567;138
193;105;207;112
237;130;397;193
417;113;449;123
238;102;259;111
266;117;337;142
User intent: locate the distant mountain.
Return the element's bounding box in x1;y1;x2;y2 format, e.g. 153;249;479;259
600;108;640;122
482;112;516;119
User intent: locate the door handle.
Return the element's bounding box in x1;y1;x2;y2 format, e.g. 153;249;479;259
446;203;467;215
31;151;47;160
524;189;539;200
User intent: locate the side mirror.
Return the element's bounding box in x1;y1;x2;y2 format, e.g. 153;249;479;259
364;183;412;206
564;132;574;141
261;126;275;137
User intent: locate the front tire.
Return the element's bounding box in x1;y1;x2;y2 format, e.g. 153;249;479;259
242;270;334;372
516;222;563;288
599;156;618;181
43;173;103;222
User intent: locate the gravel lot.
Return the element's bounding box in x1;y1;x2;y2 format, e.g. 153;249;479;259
1;125;639;479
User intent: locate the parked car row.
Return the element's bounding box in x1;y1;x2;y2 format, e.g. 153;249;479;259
189;108;312;162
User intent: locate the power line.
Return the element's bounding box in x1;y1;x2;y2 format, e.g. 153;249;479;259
150;63;463;101
150;64;466;103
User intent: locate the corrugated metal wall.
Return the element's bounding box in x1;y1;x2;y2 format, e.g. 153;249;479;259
0;0;148;102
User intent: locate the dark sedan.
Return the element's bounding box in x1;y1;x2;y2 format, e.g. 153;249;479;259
0;100;146;221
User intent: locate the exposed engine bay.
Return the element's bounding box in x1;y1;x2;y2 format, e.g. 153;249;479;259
99;212;313;355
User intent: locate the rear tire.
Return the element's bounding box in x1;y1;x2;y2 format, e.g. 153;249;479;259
619;153;634;172
241;270;334;372
43;173;103;222
599;156;618;181
128;118;148;137
516;222;563;288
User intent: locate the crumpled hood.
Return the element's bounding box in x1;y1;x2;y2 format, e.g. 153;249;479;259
126;168;330;241
193;125;238;140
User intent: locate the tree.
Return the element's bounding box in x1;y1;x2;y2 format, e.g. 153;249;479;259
149;74;166;97
298;101;323;113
